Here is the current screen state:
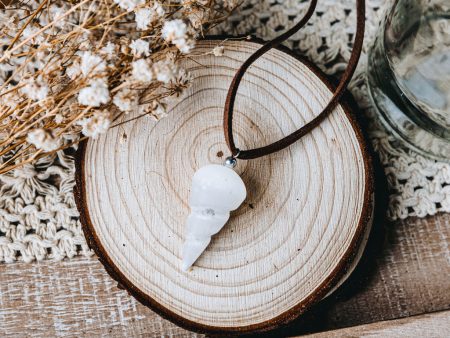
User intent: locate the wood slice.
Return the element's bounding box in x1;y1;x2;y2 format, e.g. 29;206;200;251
74;39;374;335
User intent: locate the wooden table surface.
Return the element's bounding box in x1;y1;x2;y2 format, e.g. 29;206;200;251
0;209;449;337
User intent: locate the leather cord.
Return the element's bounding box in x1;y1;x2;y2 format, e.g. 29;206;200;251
223;0;365;160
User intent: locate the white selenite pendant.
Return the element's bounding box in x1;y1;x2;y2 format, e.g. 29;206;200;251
182;161;246;271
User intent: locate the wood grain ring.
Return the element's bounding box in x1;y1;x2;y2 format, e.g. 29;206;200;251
74;38;375;335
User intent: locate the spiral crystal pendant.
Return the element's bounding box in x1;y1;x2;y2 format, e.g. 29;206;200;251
182;158;246;271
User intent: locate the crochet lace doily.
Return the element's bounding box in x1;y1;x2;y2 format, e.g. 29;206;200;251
0;0;449;263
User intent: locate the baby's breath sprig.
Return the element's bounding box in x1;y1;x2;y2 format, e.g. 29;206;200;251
0;0;238;174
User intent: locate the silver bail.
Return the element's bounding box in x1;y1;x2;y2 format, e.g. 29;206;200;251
224;156;237;168
224;149;240;168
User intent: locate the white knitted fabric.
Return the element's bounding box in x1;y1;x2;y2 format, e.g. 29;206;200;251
0;151;91;263
0;0;448;263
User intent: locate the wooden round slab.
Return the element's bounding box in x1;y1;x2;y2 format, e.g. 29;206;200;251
74;39;374;334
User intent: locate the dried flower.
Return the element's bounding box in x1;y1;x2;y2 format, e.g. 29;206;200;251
162;19;188;42
153;59;179;84
80;52;107;77
130;39;151;57
0;85;21;110
132;59;153;83
162;19;194;53
78;79;110;107
113;88;138;113
100;42;117;60
27;129;60;152
213;45;225;56
114;0;145;12
77;111;111;139
135;3;165;30
54;114;65;124
20;76;49;102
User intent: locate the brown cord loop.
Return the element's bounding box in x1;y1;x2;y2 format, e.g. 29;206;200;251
223;0;365;160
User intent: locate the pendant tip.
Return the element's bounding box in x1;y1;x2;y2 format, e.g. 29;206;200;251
181;260;192;272
182;237;211;272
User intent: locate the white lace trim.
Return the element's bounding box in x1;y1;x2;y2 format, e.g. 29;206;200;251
0;0;448;263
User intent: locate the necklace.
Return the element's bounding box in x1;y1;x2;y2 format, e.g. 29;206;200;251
182;0;366;271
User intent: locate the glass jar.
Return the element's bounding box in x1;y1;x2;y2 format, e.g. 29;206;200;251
367;0;450;160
